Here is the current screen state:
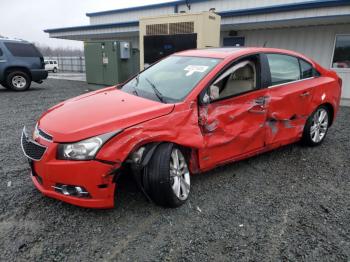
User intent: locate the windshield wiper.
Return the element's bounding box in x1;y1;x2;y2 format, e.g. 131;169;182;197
145;77;166;103
128;73;139;96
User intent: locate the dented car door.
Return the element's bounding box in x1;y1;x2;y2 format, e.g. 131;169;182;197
264;53;316;146
197;55;269;170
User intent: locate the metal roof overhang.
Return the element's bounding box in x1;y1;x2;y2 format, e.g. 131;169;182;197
46;14;350;41
50;30;139;41
221;14;350;31
85;0;350;17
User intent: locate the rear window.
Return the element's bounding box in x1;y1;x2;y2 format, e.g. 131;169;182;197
299;59;313;79
4;42;42;57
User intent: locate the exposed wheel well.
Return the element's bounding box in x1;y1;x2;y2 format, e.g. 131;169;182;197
320;103;334;127
5;67;32;80
127;142;194;170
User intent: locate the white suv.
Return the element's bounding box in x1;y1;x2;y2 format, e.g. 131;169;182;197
44;60;59;73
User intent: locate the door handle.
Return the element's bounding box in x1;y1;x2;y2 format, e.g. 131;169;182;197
300;91;310;97
254;96;267;106
248;105;266;114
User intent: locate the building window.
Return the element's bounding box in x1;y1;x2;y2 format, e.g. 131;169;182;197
332;35;350;69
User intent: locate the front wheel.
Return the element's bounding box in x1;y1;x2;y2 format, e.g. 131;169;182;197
302;106;329;146
53;67;58;73
144;143;191;207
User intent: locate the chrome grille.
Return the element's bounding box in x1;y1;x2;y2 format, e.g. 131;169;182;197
21;127;47;161
38;127;53;141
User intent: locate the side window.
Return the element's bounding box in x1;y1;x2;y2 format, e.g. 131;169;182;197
267;54;300;86
209;58;258;101
299;59;314;79
0;48;3;56
50;61;53;64
54;61;57;64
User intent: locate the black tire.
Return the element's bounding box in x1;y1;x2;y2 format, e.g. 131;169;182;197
53;67;58;73
6;71;31;91
0;81;10;89
302;105;330;147
143;143;191;208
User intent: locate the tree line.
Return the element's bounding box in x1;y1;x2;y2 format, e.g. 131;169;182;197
35;43;84;57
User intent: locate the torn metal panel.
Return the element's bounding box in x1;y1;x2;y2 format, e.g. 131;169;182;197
197;89;268;170
97;102;204;171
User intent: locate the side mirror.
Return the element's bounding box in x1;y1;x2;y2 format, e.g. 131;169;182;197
200;85;220;105
209;85;220;101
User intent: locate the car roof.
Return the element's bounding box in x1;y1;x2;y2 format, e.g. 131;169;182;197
176;47;311;61
0;37;30;44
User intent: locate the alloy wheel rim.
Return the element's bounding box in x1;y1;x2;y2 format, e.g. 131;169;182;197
310;108;328;143
170;148;190;201
12;76;26;89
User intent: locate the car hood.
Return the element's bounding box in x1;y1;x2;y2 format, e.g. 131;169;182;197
38;87;174;142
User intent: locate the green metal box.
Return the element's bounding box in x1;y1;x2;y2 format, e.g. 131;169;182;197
84;40;139;86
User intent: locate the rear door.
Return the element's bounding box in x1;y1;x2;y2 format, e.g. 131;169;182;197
264;53;317;146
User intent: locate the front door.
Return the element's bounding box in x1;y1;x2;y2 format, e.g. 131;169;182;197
198;54;268;170
264;53;317;146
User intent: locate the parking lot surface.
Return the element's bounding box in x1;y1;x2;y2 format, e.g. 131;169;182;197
0;79;349;261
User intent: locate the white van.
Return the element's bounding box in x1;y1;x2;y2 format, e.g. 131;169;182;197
44;60;59;73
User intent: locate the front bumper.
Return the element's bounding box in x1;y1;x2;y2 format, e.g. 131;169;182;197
22;128;117;209
30;161;116;209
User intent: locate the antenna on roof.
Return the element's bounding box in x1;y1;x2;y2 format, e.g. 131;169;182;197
263;41;268;47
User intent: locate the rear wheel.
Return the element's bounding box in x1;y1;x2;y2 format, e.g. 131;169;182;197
144;143;191;207
302;105;329;146
6;71;31;91
53;67;58;73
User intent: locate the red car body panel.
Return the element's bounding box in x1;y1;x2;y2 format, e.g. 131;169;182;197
28;48;341;208
39;87;174;142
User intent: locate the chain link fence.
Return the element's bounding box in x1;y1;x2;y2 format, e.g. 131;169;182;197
44;56;85;73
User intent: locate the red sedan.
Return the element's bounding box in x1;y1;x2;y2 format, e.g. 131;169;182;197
21;48;342;209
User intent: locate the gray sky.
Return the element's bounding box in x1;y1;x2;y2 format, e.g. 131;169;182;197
0;0;173;49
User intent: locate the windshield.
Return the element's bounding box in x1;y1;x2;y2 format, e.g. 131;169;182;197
120;56;221;103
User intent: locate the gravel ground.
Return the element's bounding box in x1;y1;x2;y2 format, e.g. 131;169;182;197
0;79;349;262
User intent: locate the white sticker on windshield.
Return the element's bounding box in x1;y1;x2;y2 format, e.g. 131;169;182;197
184;65;209;76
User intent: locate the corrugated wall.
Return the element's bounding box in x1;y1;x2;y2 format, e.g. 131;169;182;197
89;0;309;25
178;0;310;13
89;6;175;25
224;24;350;99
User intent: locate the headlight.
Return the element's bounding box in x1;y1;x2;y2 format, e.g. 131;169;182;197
57;130;122;160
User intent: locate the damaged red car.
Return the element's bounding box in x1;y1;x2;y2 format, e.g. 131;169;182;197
21;48;341;209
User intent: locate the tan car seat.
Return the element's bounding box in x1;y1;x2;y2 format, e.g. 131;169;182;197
220;63;255;98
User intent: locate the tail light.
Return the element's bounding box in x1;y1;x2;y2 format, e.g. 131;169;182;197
40;57;45;69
